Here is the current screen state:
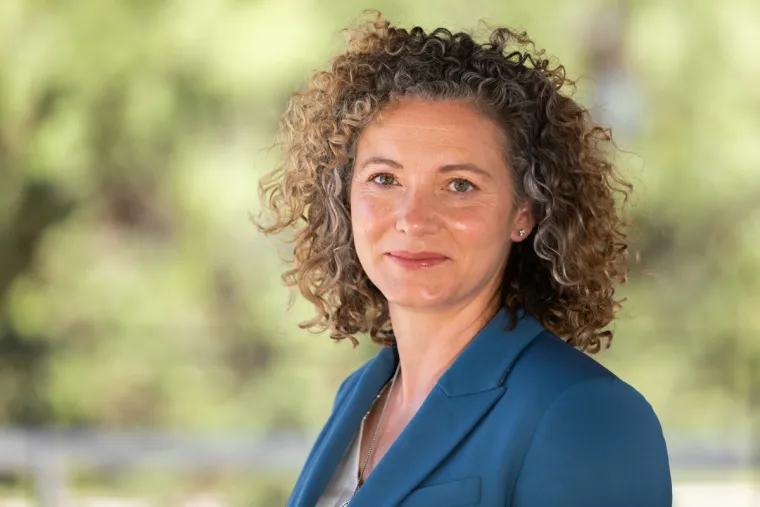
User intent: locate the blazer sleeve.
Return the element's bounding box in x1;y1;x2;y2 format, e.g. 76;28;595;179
511;377;673;507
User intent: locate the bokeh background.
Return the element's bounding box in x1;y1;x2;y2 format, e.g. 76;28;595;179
1;0;758;506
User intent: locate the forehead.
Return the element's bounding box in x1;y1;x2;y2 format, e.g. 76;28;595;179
356;98;508;158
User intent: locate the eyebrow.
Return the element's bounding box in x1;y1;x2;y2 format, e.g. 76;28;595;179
358;157;493;179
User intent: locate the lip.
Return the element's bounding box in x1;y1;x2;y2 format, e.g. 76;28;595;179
385;251;449;269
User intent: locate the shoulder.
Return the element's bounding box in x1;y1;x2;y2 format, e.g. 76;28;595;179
511;333;672;507
534;374;668;450
519;330;618;384
518;330;670;467
518;330;663;426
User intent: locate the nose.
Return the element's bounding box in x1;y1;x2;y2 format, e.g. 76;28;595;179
394;188;441;237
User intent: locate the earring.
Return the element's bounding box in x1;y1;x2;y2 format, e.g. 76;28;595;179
518;229;526;237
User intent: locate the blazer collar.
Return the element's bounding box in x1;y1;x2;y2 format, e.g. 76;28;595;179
293;308;546;507
291;344;398;507
438;307;545;396
372;306;546;394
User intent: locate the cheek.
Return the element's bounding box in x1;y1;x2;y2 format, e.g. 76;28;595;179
350;191;393;241
448;207;506;244
447;208;513;266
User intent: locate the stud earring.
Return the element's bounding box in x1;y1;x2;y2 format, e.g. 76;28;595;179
518;229;526;237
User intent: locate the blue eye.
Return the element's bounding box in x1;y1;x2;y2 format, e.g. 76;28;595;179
371;173;397;186
449;179;475;193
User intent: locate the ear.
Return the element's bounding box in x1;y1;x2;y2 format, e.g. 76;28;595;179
510;204;536;242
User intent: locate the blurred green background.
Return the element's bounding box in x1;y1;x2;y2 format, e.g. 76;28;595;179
0;0;758;505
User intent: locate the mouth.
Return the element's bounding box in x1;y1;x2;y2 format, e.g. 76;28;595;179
385;251;449;269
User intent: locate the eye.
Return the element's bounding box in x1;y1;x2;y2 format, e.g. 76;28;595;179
448;178;476;193
370;173;397;186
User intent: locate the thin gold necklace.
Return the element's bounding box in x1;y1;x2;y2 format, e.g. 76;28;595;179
340;363;401;507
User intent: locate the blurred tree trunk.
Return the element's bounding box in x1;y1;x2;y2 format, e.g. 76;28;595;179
0;182;75;302
0;182;74;427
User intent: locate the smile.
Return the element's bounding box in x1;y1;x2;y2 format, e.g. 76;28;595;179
385;251;449;269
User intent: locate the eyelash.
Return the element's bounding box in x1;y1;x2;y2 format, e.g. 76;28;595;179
368;173;479;193
369;173;398;186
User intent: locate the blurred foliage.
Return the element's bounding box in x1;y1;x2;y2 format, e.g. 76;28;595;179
0;0;759;502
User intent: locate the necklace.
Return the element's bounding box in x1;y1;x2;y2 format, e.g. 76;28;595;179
340;363;401;507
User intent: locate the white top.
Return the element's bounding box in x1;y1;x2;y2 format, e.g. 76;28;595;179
315;422;364;507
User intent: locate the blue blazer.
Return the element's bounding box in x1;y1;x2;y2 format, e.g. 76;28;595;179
287;309;672;507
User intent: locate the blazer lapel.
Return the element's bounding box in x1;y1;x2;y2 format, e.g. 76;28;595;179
350;309;545;507
294;345;398;507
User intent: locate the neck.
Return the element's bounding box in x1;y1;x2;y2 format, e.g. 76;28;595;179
388;291;501;409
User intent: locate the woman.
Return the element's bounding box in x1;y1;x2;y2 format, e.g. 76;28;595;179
257;12;672;507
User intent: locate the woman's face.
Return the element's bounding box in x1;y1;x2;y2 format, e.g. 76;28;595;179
350;97;533;311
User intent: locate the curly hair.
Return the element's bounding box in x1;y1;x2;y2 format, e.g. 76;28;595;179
256;12;632;353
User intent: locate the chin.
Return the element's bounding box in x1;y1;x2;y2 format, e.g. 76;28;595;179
380;286;453;310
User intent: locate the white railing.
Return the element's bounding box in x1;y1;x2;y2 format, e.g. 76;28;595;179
0;429;756;507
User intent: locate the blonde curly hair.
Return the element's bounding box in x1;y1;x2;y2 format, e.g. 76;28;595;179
256;12;632;353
